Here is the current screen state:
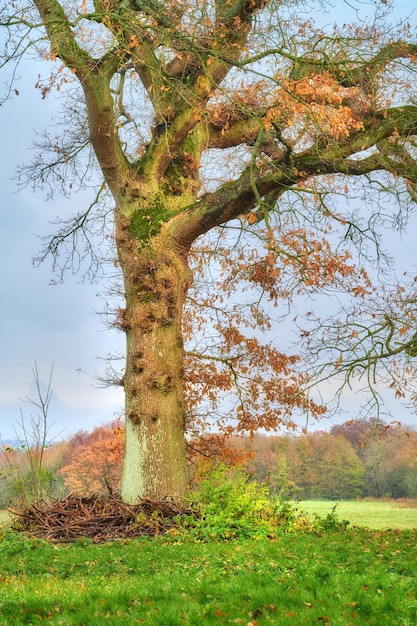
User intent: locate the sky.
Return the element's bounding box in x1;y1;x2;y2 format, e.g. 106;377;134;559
1;0;417;442
0;59;125;441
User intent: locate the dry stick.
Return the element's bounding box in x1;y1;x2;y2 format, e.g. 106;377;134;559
9;494;195;543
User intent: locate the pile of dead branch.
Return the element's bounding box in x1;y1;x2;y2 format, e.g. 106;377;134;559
8;493;196;543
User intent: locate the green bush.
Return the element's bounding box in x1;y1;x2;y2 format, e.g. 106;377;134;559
183;464;298;540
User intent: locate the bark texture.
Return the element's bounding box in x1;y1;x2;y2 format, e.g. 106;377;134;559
117;217;192;501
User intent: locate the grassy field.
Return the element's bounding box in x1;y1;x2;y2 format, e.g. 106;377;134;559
297;499;417;530
1;501;416;624
0;527;417;625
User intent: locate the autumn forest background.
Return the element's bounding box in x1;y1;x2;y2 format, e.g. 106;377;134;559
2;416;417;509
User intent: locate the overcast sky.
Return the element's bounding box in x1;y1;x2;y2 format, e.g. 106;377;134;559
0;59;125;441
1;0;417;442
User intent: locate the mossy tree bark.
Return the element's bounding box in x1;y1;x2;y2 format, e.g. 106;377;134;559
116;219;192;501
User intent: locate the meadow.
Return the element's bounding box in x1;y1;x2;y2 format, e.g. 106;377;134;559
1;526;417;625
298;499;417;530
1;495;417;626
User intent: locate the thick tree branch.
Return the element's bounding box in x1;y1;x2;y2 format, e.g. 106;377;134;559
32;1;132;191
338;41;417;89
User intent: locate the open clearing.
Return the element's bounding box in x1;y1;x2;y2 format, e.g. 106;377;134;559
298;499;417;530
1;501;417;624
1;527;417;625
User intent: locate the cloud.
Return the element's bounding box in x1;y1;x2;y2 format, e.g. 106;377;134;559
0;59;125;441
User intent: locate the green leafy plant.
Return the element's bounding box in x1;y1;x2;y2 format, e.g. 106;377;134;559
183;464;299;540
310;505;350;533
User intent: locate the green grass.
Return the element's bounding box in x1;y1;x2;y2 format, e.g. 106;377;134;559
0;527;417;625
297;499;417;530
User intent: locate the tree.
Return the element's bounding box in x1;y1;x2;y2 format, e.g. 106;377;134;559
331;418;388;459
1;0;417;502
311;432;364;499
332;418;416;497
0;364;67;506
60;423;124;495
390;431;417;498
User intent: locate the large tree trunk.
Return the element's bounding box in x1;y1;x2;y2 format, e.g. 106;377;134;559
117;219;192;503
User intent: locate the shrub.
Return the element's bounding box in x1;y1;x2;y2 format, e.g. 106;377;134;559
183;464;299;540
310;505;350;533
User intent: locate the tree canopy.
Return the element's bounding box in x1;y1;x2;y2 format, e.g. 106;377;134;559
1;0;417;500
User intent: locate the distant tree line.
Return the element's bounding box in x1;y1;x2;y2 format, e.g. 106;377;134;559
1;417;416;507
231;419;417;500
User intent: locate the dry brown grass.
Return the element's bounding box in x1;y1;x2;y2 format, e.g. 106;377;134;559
0;510;12;526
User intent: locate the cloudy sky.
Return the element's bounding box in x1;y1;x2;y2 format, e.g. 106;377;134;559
1;0;417;442
0;58;125;441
